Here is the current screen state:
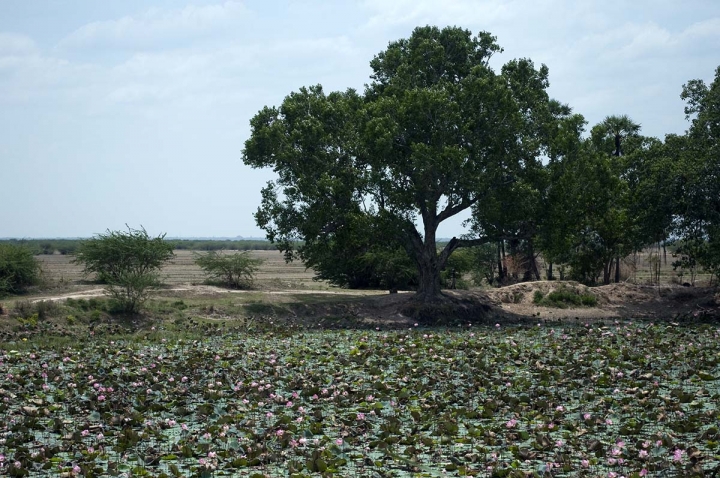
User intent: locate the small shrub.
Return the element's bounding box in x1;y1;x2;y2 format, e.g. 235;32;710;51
512;291;524;303
107;300;127;315
172;300;188;310
0;244;41;296
533;286;597;308
194;251;262;289
35;300;60;320
16;313;39;328
66;315;77;325
12;300;34;319
73;226;174;313
88;298;105;311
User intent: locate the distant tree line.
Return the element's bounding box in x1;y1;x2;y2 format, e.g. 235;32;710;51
169;239;277;251
0;238;279;255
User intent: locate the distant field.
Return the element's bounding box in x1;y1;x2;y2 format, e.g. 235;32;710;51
37;249;323;290
621;249;714;285
34;247;714;293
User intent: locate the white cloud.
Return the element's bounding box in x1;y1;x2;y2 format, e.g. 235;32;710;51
57;1;248;49
361;0;514;33
0;32;38;56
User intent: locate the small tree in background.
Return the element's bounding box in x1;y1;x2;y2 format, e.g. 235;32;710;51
0;243;41;297
73;227;174;313
194;251;262;289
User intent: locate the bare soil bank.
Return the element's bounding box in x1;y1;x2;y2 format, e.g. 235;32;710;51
7;281;717;327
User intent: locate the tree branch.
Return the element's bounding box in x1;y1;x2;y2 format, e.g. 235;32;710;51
437;196;479;223
438;236;490;270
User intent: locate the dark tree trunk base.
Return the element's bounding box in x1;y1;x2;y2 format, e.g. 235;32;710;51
403;292;493;324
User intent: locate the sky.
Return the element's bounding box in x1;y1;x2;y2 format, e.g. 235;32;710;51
1;0;719;239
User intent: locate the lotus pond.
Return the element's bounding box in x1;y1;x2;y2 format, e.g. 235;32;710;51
1;321;719;477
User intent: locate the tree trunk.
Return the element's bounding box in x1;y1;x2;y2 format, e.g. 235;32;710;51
527;241;540;281
603;259;611;285
501;241;507;280
413;219;443;302
547;262;553;280
615;256;621;283
497;241;504;283
416;262;442;302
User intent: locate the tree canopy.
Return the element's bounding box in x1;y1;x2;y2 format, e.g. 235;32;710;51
0;243;40;297
243;25;720;292
243;26;564;301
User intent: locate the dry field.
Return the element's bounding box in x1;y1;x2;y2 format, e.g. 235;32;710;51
36;249;324;290
36;247;715;292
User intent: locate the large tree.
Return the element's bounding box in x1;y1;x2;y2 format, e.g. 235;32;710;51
673;66;720;279
243;26;560;302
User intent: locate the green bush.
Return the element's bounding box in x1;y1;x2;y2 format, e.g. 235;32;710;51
73;226;174;313
194;251;262;289
12;300;34;319
533;286;597;308
16;313;38;329
35;300;60;319
0;243;41;296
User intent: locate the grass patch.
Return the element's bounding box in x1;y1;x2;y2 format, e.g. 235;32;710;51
533;285;598;308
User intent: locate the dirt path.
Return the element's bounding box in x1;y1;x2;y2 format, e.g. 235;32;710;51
28;284;398;303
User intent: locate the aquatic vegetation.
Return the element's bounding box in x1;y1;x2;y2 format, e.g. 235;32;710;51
0;321;718;477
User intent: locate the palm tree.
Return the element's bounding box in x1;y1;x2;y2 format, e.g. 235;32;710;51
591;115;641;283
592;114;641;156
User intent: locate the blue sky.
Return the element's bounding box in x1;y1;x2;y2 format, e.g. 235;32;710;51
1;0;719;238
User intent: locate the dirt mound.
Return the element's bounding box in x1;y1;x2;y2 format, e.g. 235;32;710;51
486;281;718;321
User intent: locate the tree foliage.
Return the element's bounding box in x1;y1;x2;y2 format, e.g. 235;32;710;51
194;251;263;289
0;243;40;296
243;26;562;301
673;66;720;278
73;227;174;313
